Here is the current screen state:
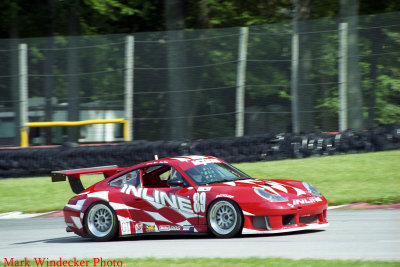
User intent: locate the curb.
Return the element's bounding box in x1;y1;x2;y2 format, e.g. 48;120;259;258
331;202;400;210
327;205;348;210
37;210;64;217
0;210;63;219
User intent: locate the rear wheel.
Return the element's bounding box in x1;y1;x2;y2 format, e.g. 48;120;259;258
84;202;118;241
207;199;243;238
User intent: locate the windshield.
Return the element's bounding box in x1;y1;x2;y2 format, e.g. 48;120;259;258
182;163;251;185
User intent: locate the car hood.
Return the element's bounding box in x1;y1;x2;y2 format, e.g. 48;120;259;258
205;178;314;199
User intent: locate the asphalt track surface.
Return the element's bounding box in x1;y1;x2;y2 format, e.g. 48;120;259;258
0;209;399;261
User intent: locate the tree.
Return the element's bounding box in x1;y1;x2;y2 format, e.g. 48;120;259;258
292;0;314;133
66;1;81;142
164;0;190;139
340;0;364;130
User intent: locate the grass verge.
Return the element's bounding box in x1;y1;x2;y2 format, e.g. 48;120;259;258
0;150;399;213
117;258;399;266
236;150;400;206
4;258;397;266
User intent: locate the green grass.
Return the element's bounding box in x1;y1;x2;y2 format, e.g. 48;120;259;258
0;150;399;213
235;150;400;206
0;174;104;213
1;258;398;266
118;258;400;266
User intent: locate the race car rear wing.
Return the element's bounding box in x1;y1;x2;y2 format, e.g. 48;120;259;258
51;165;126;194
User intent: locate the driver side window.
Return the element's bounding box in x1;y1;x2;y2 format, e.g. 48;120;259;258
142;165;187;188
109;169;140;188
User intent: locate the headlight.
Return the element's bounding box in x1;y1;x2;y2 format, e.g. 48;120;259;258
302;182;322;197
254;188;288;202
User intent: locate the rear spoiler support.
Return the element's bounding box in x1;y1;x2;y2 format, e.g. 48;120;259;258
51;165;126;194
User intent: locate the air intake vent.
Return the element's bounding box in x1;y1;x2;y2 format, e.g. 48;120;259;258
252;216;271;230
299;215;319;224
282;214;295;225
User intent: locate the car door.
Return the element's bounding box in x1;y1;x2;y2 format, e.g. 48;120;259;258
139;164;199;233
116;164;199;233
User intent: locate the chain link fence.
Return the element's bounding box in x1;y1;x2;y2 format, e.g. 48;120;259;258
0;12;399;146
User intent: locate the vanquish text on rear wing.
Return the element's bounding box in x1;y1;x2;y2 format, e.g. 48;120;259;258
51;165;126;194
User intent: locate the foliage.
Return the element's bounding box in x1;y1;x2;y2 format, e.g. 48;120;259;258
1;1;399;39
0;1;399;141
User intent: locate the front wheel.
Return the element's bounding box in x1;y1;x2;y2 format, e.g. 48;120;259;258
84;202;118;241
207;199;243;238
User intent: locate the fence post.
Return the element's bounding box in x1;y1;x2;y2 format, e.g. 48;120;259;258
124;35;134;141
290;20;300;134
19;43;29;147
235;27;248;137
66;36;80;143
338;22;348;131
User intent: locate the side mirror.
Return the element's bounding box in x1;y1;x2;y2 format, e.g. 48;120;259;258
167;178;185;187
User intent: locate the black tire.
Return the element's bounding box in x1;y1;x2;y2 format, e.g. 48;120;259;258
84;202;118;241
207;199;243;238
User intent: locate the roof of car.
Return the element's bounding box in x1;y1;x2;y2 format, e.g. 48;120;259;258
137;155;223;167
161;155;218;161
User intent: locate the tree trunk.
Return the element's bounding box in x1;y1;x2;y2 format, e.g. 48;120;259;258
368;27;382;128
67;2;80;143
340;0;364;130
9;5;20;146
43;0;56;144
292;0;314;133
165;0;189;140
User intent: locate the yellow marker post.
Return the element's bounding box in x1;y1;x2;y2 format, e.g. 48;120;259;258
123;120;129;142
21;118;130;147
20;128;29;147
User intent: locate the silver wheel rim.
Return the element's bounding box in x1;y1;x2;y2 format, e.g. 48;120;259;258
87;204;114;237
209;201;237;235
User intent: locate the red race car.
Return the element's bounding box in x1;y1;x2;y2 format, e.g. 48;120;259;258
52;155;328;241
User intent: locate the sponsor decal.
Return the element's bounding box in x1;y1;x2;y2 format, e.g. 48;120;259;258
146;225;155;232
159;225;170;231
120;185;202;214
146;161;169;165
170;226;181;231
172;156;209;162
192;158;221;166
171;157;191;162
216;194;234;199
182;225;194;231
176;156;222;171
120;221;131;235
198;187;211;192
135;223;143;234
293;197;323;205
